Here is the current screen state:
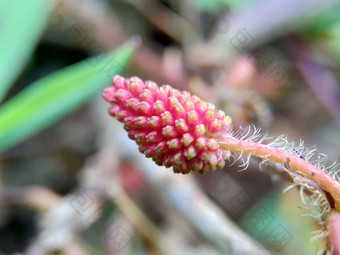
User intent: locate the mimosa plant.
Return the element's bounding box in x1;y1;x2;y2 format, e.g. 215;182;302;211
103;75;340;254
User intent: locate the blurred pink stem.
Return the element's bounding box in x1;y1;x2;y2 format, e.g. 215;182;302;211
327;210;340;255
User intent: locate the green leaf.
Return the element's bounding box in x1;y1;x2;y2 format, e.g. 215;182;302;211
0;0;56;101
300;7;340;38
0;40;136;153
190;0;254;12
300;7;340;60
190;0;228;12
322;23;340;58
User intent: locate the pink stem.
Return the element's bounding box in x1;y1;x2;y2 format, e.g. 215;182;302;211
219;137;340;211
327;210;340;255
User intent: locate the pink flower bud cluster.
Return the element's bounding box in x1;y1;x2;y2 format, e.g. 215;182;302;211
103;76;232;174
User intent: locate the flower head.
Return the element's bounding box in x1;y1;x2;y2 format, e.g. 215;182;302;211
103;75;232;174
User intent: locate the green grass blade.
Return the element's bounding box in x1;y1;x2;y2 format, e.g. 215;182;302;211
0;41;136;152
190;0;253;12
0;0;56;101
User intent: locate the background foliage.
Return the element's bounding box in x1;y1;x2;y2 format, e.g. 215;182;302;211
0;0;340;254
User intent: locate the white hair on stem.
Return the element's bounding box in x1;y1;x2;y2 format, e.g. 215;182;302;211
227;124;340;182
222;124;339;252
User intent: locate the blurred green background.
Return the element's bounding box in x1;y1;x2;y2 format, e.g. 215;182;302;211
0;0;340;254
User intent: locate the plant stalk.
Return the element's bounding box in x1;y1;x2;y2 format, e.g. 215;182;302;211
219;137;340;211
327;210;340;254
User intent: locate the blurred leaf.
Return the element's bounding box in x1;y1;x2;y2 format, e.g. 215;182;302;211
225;0;256;11
240;189;318;254
190;0;254;12
300;7;340;60
190;0;228;12
308;22;340;61
300;7;340;38
0;41;136;153
321;23;340;58
0;0;56;101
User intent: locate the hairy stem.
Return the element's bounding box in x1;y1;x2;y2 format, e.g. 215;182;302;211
219;136;340;211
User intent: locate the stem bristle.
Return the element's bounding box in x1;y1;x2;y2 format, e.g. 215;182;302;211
227;125;340;182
